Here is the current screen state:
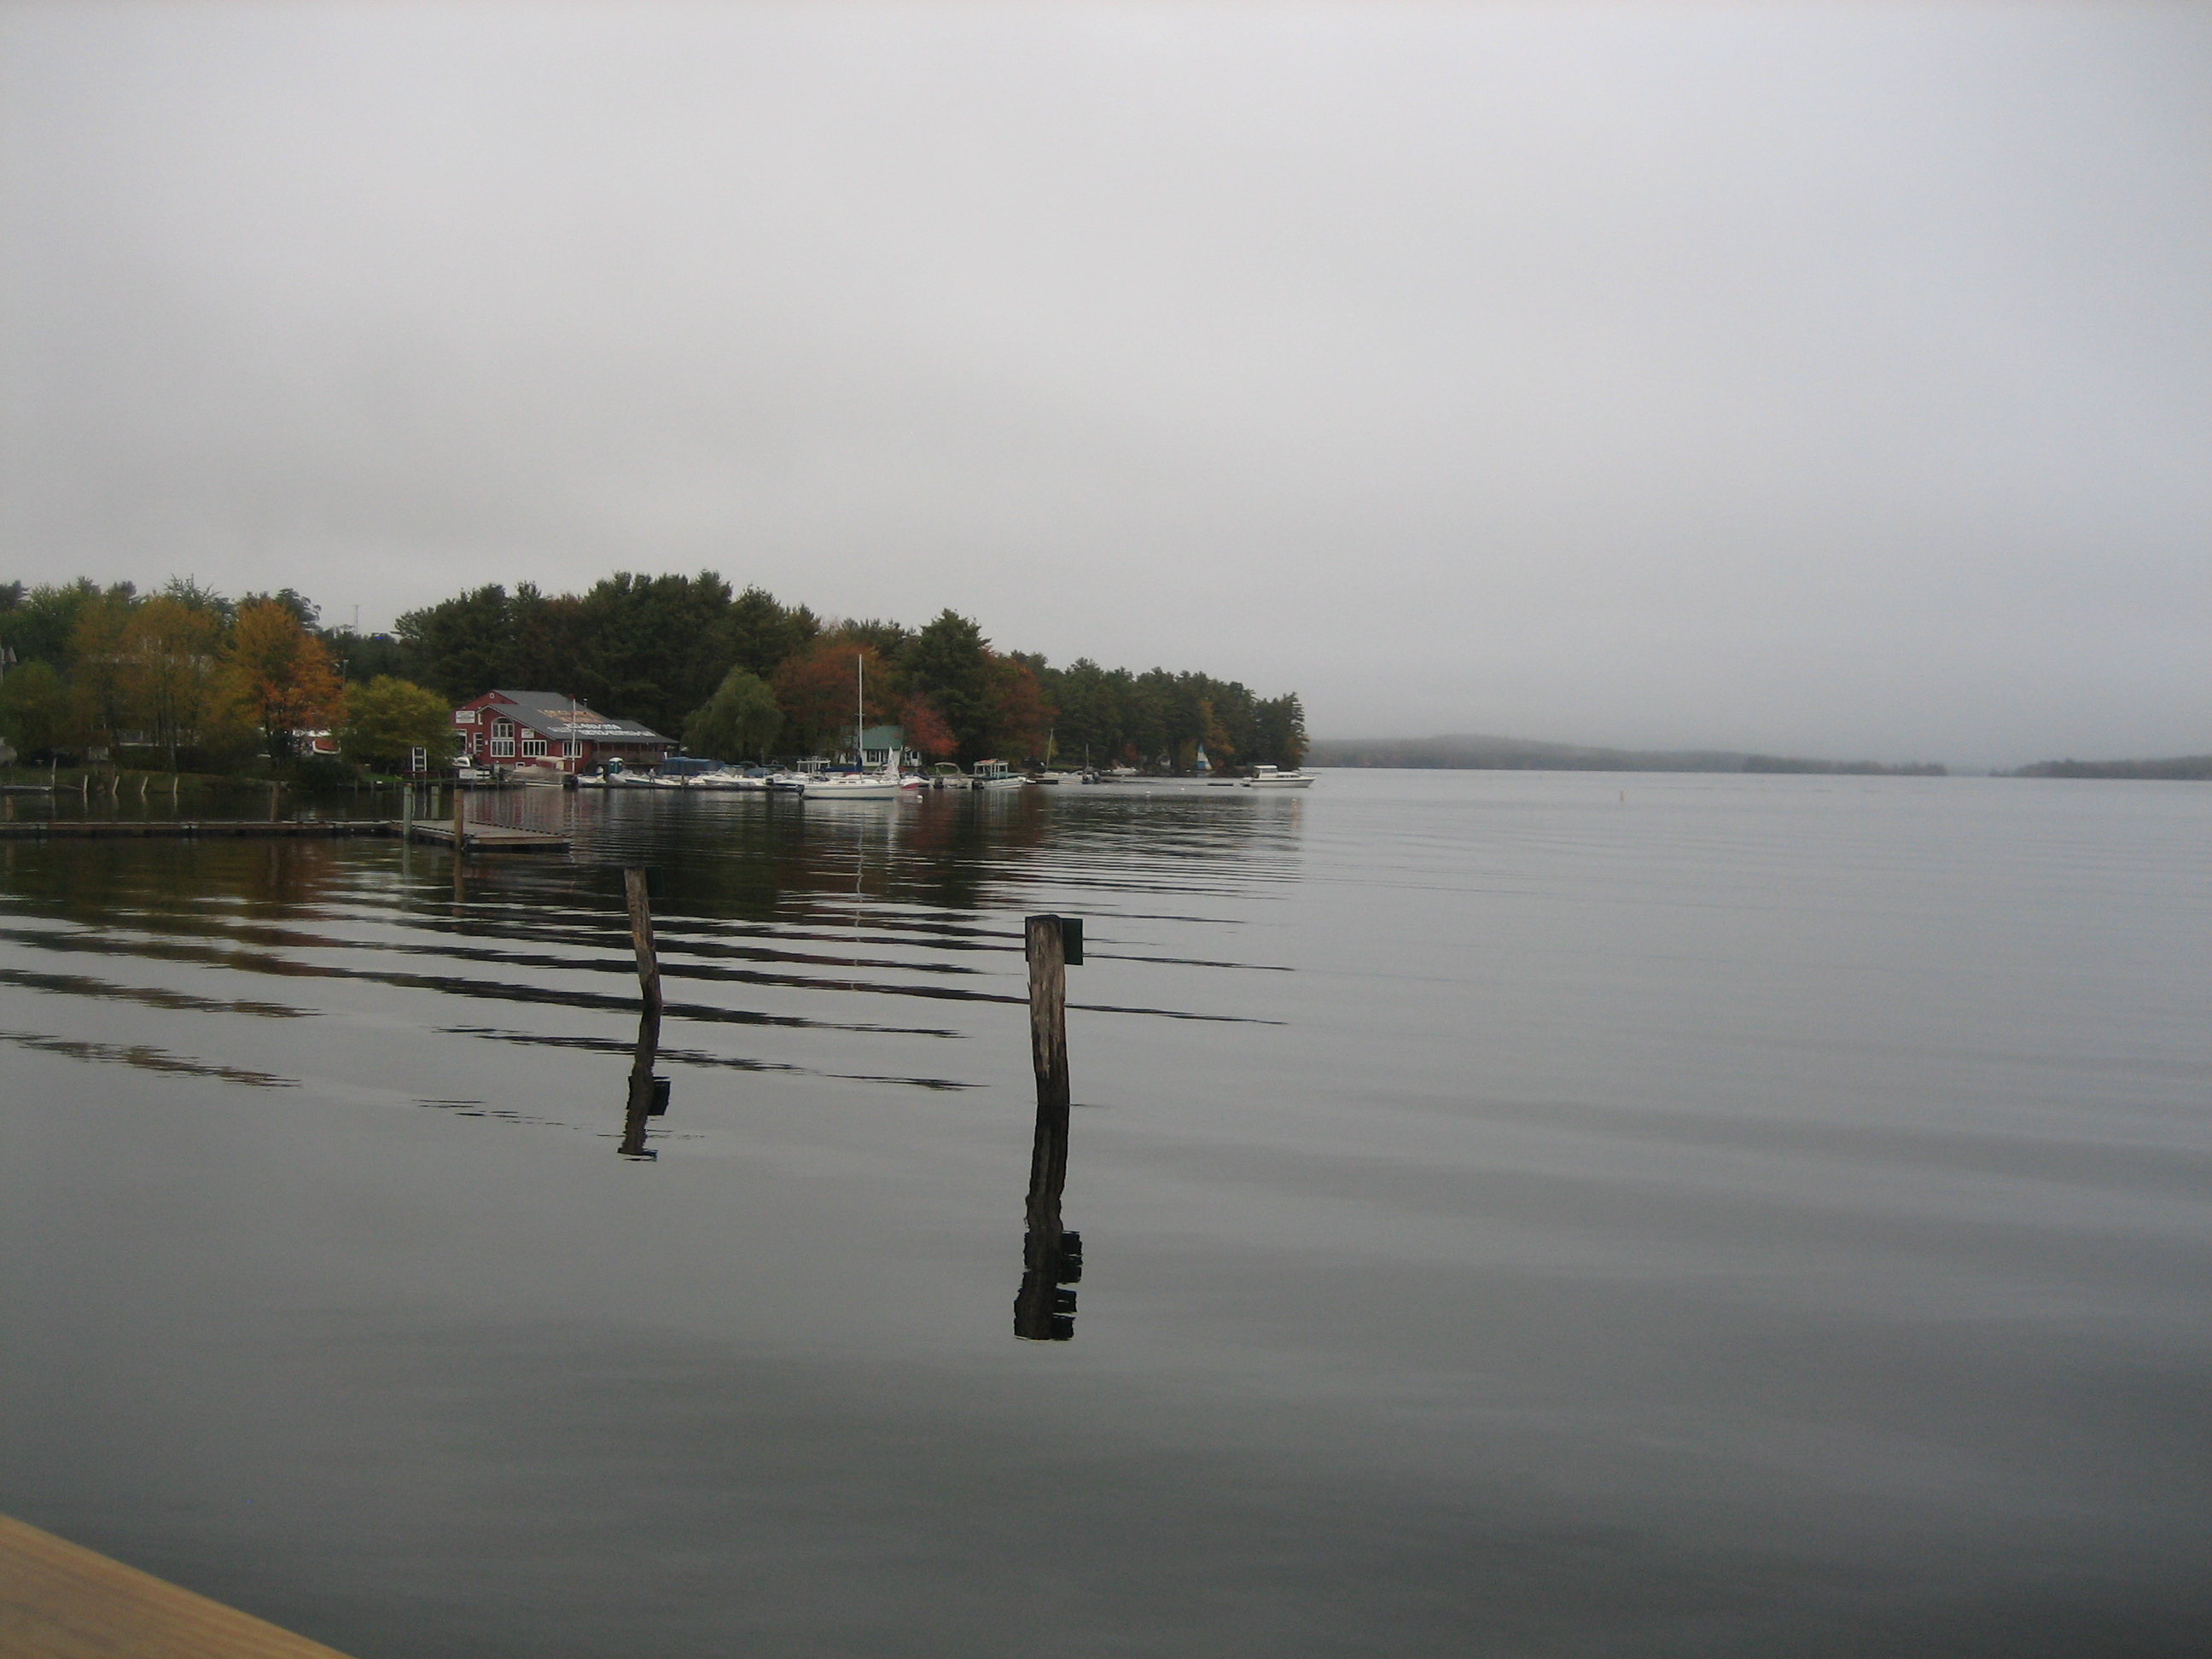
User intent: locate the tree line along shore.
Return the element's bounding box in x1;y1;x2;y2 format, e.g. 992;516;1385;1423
0;573;1307;782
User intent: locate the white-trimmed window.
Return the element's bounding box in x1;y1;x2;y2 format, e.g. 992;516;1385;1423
561;739;579;758
521;738;547;757
489;735;515;757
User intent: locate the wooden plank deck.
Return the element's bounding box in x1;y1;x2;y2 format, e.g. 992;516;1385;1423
0;1513;358;1658
405;822;570;852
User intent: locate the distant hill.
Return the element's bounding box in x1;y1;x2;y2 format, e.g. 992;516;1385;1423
2010;754;2212;780
1306;733;1946;776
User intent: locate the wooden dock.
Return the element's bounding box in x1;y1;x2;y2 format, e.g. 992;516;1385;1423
404;822;570;853
0;1512;358;1658
0;819;570;852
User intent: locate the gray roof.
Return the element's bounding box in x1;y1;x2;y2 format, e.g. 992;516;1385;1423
484;690;668;743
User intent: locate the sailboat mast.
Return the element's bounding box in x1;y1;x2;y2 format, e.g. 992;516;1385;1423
856;654;864;767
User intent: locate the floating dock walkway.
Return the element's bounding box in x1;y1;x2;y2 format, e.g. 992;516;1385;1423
0;1511;359;1657
400;822;570;853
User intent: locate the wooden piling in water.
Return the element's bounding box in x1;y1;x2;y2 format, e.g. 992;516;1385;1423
1018;914;1083;1341
1025;914;1072;1160
625;868;663;1017
451;784;464;848
618;870;666;1157
1024;918;1074;1238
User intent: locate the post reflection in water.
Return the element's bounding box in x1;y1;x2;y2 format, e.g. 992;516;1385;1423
1015;1091;1081;1341
617;1006;665;1160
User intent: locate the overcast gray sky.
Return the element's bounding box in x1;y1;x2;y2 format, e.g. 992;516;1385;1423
3;3;2206;764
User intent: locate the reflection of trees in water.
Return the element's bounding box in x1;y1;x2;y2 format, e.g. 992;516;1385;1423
551;788;1306;928
891;790;1301;912
0;838;353;928
894;791;1052;912
1006;794;1305;905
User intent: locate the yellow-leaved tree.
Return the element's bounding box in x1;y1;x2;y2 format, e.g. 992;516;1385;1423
120;595;226;769
222;598;344;767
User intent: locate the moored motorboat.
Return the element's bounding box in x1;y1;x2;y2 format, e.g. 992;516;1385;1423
697;766;771;791
969;760;1027;791
1241;764;1315;789
577;759;656;788
766;759;830;792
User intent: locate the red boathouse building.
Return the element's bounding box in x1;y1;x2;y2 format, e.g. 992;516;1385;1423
451;690;674;775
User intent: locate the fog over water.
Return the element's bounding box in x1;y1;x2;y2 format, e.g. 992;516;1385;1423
3;3;2208;765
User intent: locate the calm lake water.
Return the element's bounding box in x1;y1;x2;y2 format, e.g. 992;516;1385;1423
3;771;2207;1656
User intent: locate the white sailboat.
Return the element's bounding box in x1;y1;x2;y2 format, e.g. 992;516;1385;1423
801;656;907;800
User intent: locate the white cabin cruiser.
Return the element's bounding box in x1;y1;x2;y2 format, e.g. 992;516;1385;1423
697;766;771;791
1242;765;1315;789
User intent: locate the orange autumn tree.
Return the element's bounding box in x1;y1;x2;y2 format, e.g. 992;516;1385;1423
771;640;892;756
222;598;345;765
899;695;957;761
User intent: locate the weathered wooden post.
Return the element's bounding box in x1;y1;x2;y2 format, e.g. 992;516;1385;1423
618;870;667;1157
1017;914;1084;1341
624;868;664;1016
1025;914;1074;1184
267;780;280;821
